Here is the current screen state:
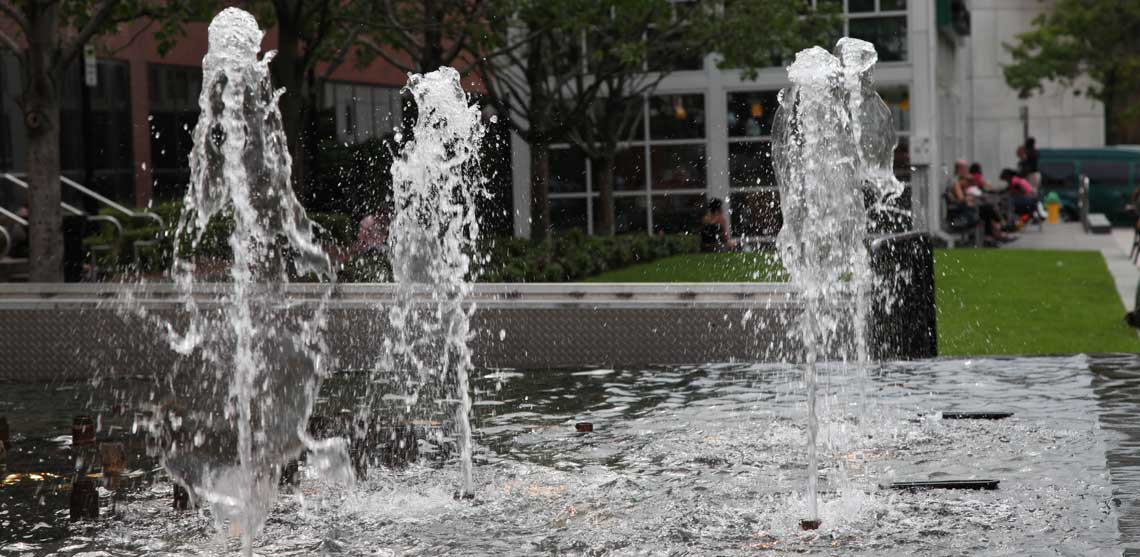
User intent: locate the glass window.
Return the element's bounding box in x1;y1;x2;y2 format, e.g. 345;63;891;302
605;195;649;234
848;16;907;62
650;145;705;190
848;0;875;12
880;0;907;10
613;147;646;191
374;89;402;138
59;59;134;204
550;198;588;233
649;94;705;140
729;141;775;188
584;97;646;142
878;86;909;132
730;190;783;236
356;86;376;140
1039;161;1076;190
727;91;780;138
1082;161;1130;186
652;194;706;234
549;148;587;193
323;81;402;145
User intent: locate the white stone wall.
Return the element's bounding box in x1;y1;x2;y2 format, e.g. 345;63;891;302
966;0;1104;180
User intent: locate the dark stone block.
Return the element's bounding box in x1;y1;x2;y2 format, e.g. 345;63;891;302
869;232;937;360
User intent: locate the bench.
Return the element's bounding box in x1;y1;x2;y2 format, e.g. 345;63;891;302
1086;213;1111;234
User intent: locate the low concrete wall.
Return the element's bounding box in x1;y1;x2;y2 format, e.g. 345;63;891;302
0;283;800;381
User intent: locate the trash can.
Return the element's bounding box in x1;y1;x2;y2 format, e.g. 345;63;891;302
1044;192;1062;224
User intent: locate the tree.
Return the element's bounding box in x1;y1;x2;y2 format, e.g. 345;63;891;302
352;0;498;75
0;0;191;281
238;1;359;200
565;0;837;235
1003;0;1140;144
474;0;605;241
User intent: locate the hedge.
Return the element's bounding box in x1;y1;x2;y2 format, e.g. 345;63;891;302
84;201;356;276
475;229;699;282
84;204;699;282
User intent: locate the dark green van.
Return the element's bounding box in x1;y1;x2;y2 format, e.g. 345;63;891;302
1038;147;1140;226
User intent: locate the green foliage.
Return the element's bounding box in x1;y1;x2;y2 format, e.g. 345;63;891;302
1003;0;1140;141
476;231;700;283
585;252;787;283
305;135;396;216
83;201;357;276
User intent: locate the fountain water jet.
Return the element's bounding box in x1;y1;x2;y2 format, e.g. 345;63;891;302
152;8;352;554
772;38;903;527
373;67;486;497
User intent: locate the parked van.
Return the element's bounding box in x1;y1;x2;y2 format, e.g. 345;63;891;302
1037;147;1140;226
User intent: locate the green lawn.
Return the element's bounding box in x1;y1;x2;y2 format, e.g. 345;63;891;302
934;249;1140;356
585;252;785;282
584;249;1140;356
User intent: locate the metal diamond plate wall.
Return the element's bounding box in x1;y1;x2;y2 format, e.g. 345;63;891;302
0;284;799;381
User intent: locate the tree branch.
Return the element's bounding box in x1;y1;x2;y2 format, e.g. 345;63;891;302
59;0;123;70
357;35;415;75
106;19;155;56
0;1;28;36
0;28;23;64
381;0;424;58
321;25;360;81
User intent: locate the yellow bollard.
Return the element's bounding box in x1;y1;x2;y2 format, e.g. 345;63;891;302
1046;202;1061;224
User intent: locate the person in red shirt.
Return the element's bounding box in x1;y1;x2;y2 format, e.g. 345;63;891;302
1000;168;1039;221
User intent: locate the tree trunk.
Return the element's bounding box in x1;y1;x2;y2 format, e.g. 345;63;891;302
421;0;444;72
530;141;550;242
595;152;616;236
272;14;308;200
23;2;64;282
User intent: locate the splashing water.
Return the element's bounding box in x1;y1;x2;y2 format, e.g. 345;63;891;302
375;67;486;496
155;8;351;554
772;38;902;524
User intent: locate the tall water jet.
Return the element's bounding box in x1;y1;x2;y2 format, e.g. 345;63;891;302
377;67;486;496
772;38;899;526
155;8;351;553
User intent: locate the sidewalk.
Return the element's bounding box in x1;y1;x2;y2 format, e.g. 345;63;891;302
1002;222;1139;311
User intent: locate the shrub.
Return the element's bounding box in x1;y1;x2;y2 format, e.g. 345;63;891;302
475;231;699;283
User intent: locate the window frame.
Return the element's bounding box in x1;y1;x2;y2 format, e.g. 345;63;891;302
548;91;709;235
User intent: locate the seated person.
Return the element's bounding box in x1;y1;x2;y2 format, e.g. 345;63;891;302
700;199;737;252
999;168;1039;219
969;163;1002;193
944;175;975;230
964;178;1014;243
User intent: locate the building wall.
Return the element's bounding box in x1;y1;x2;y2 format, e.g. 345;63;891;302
515;0;917;238
965;0;1104;183
0;18;416;208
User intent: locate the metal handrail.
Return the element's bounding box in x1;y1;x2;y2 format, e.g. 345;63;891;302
0;205;27;227
1;172;127;254
0;206;25;261
0;225;10;259
2;172;164;229
0;173;84;216
869;230;926;252
87;214;124;240
59;175;164;229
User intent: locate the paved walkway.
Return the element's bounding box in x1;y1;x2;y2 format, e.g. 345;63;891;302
1001;222;1139;311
